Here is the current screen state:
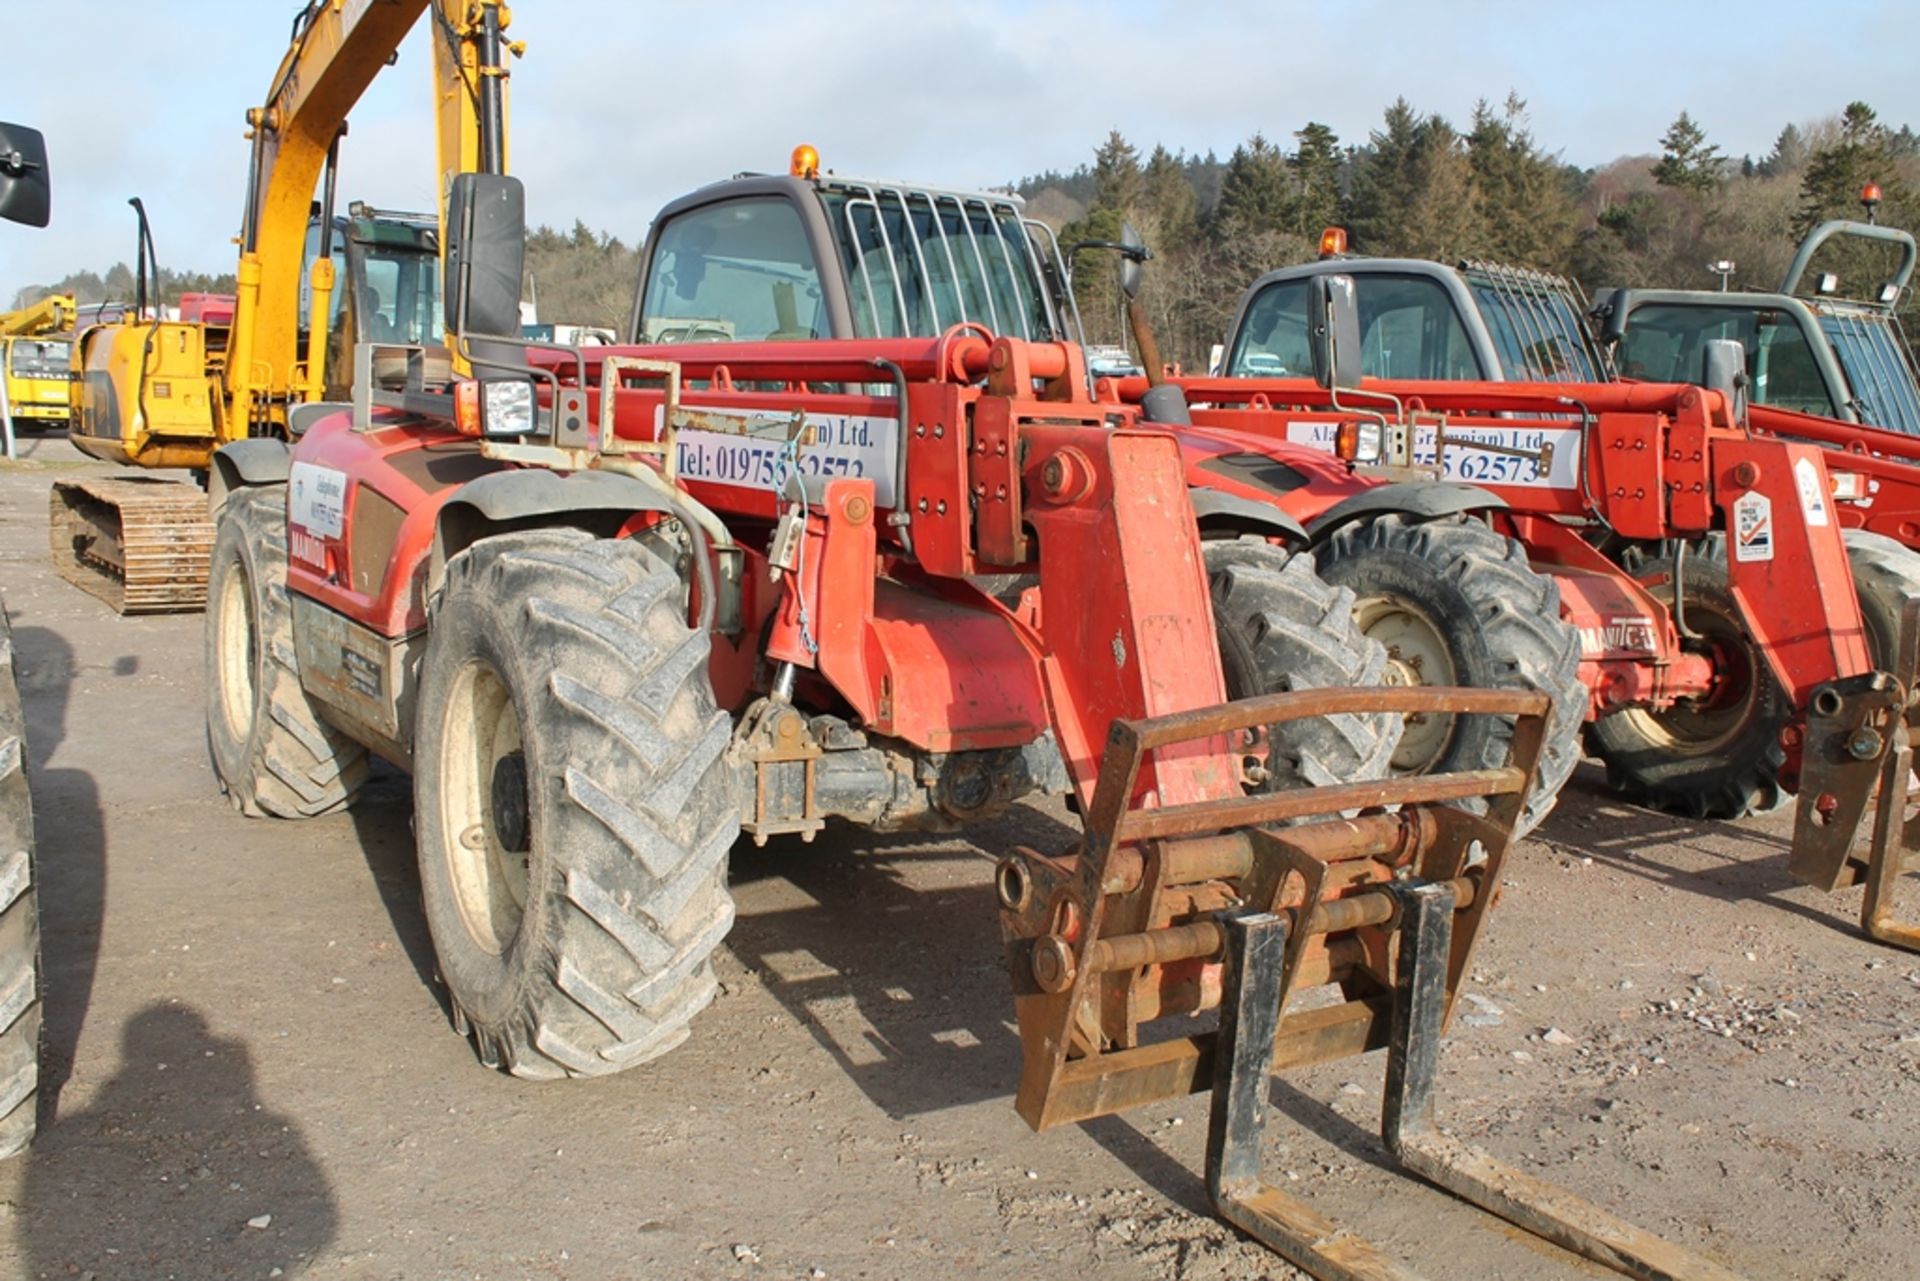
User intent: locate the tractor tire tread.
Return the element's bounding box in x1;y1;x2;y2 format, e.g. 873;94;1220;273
418;530;737;1081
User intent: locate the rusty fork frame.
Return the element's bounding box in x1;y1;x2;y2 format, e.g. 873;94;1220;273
1000;686;1746;1280
1792;597;1920;951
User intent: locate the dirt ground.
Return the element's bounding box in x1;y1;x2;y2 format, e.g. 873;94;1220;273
0;436;1916;1281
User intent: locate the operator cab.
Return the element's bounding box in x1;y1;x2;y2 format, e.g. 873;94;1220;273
1222;253;1607;384
630;149;1075;347
301;202;444;400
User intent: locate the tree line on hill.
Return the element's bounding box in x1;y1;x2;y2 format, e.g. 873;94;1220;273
1033;98;1920;369
14;98;1915;376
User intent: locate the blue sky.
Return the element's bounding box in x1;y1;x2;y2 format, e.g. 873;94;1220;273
3;0;1915;303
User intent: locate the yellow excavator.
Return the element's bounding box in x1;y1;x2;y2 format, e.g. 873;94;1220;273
1;293;74;446
58;0;513;612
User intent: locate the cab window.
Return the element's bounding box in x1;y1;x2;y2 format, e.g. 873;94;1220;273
639;198;825;343
1228;274;1481;380
1618;304;1836;417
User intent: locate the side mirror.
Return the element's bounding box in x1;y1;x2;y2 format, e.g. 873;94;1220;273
0;121;51;228
1589;288;1626;346
1119;221;1146;300
1309;273;1362;391
443;173;526;339
1701;338;1749;425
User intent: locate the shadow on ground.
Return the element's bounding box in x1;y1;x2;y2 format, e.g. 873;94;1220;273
18;1002;337;1278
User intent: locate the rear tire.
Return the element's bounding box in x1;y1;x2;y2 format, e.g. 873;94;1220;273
0;606;41;1158
413;530;739;1079
1588;535;1787;819
1315;513;1586;835
204;487;368;818
1204;539;1400;789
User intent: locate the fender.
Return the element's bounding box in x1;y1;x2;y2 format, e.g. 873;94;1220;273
1305;482;1507;541
1188;486;1308;544
431;467;680;595
208;438;292;516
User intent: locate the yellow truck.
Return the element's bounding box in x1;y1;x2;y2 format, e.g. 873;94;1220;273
0;293;74;436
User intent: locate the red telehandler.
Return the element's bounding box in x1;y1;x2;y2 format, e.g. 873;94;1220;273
1112;272;1920;952
198;10;1759;1269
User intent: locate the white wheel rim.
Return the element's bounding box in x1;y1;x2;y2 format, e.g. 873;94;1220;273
1354;593;1459;773
438;658;532;957
214;557;258;741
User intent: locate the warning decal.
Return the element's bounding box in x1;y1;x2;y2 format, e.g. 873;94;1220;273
1793;456;1831;527
1733;489;1773;562
289;462;347;539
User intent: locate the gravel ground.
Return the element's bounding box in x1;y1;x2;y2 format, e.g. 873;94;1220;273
1;436;1916;1280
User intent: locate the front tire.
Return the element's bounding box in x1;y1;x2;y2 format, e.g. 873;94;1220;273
204;487;367;818
413;530;739;1079
1204;539;1400;790
1315;513;1586;835
0;606;40;1158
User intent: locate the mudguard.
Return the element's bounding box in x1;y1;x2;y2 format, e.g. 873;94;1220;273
431;467;680;592
208;438;293;516
1188;487;1309;544
1305;482;1506;541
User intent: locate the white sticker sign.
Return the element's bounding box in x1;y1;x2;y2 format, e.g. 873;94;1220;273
1733;489;1774;562
666;408;899;507
1284;419;1581;490
1793;456;1830;527
289;462;348;539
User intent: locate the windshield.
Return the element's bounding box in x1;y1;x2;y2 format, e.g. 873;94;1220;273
819;186;1061;342
1618;303;1837;418
8;338;69;377
1463;265;1607;382
1818;310;1920;436
1226;273;1482;380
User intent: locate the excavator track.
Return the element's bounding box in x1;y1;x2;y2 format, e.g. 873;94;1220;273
49;477;213;614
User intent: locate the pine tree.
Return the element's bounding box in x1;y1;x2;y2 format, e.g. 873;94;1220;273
1091;130;1143;216
1651;111;1724;195
1465;94;1573;268
1287;122;1344;235
1404;116;1481;262
1347;99;1422;253
1211;133;1291;238
1795;101;1908;236
1142;144;1198;250
1758;123;1806;178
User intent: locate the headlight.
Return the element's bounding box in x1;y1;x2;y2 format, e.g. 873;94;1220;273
1335;419;1383;464
482;379;537;439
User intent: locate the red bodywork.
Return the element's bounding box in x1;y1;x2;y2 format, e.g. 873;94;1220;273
283;335;1388;818
1749;403;1920;545
1104;374;1875;754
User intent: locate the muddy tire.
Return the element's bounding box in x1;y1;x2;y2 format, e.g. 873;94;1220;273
204;487;368;818
1843;530;1920;668
413;530;738;1079
1315;513;1586;835
0;606;40;1158
1589;535;1787;819
1204;539;1400;789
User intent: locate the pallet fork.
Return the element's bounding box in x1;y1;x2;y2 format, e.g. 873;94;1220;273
1000;687;1747;1280
1791;596;1920;952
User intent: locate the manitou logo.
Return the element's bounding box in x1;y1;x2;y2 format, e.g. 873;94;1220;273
1578;616;1657;656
